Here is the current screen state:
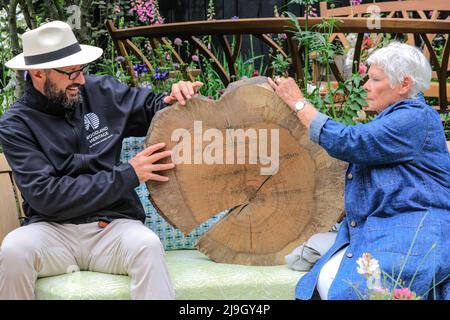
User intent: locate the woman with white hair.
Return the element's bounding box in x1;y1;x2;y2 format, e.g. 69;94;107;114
269;42;450;300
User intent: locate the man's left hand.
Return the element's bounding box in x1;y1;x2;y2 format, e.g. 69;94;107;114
163;80;203;106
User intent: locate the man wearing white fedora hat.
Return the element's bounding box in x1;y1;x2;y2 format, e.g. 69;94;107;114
0;21;203;300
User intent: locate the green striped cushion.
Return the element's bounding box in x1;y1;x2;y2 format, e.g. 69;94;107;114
36;250;303;300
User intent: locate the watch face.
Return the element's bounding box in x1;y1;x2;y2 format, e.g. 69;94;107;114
295;101;305;112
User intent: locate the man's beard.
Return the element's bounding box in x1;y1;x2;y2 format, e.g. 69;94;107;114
43;78;83;110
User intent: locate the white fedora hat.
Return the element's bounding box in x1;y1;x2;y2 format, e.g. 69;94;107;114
6;21;103;70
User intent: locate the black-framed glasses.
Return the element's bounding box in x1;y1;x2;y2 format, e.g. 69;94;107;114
52;64;89;80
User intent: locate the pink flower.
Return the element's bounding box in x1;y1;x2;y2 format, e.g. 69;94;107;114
174;38;183;46
191;55;199;62
304;6;318;17
252;70;260;77
362;36;374;50
358;62;367;75
130;0;164;25
115;55;125;63
394;288;417;300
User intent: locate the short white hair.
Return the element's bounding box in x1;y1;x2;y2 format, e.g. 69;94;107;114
366;42;432;98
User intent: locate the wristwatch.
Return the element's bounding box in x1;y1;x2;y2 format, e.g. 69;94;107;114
294;99;307;114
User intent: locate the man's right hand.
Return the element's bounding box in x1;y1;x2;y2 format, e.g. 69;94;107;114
129;142;175;183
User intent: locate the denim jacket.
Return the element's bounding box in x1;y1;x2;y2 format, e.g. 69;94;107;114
295;94;450;300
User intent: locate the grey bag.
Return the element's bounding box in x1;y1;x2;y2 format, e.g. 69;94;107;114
285;231;337;271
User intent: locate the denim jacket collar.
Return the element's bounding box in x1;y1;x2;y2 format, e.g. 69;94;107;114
377;92;427;119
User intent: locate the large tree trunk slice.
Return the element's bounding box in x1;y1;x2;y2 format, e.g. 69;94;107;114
145;76;346;265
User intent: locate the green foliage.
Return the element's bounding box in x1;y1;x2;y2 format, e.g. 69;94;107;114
0;79;15;119
119;29;270;100
94;52;131;84
194;45;267;99
0;0;446;138
432;34;446;66
306;73;369;126
0;9;15;119
196;57;225;99
285;4;368;126
440;112;450;140
271;53;290;77
206;0;216;21
335;73;369;124
286;0;321;7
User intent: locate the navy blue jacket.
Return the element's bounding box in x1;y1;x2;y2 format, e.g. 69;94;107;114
0;75;167;225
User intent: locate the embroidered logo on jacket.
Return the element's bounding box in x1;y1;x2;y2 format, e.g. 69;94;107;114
84;112;113;148
84;113;100;130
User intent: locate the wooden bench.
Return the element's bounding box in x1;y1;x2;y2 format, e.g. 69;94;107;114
2;139;450;299
0;154;24;242
316;0;450;109
0;147;303;300
106;15;450;112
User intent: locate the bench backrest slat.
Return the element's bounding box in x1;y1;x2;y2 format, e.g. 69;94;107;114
0;153;21;243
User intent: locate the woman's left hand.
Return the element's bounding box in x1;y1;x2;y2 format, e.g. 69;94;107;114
268;77;305;111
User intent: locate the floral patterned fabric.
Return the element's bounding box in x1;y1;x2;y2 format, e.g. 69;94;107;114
35;272;130;300
120;137;226;250
166;250;303;300
35;250;304;300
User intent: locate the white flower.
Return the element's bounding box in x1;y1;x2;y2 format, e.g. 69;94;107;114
356;253;380;276
346;33;357;47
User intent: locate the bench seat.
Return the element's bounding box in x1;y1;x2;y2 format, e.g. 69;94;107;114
35;249;304;300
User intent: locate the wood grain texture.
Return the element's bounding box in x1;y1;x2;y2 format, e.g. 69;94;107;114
145;77;346;265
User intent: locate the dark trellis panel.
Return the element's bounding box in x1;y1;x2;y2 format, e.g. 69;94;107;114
159;1;306;71
158;0;360;23
158;1;400;23
160;0;298;22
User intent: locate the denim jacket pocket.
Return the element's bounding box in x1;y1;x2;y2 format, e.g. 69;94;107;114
366;164;400;188
365;215;438;256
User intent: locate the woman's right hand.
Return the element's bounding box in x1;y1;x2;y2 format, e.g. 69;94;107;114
268;77;305;111
268;77;319;129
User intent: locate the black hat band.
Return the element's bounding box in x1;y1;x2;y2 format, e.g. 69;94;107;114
24;42;81;65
